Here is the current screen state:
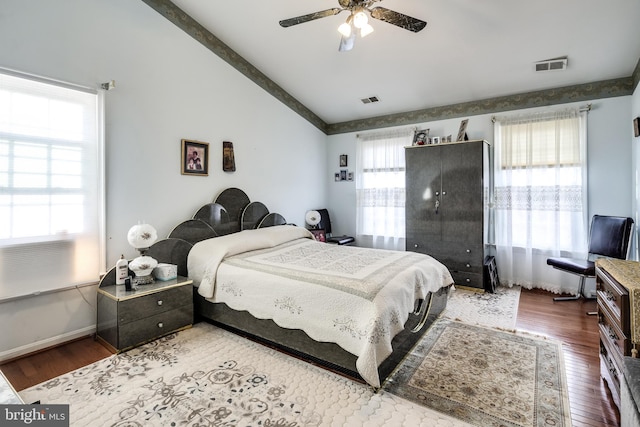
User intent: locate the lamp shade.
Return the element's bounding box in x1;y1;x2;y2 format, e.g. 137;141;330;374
305;210;321;227
127;223;158;249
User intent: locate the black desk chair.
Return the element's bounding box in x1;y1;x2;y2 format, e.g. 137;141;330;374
315;209;355;245
547;215;634;307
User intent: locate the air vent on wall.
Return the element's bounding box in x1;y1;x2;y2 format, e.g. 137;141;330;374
361;96;380;104
535;56;568;72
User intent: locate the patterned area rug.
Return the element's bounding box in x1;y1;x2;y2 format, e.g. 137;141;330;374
443;285;521;331
20;323;471;427
19;286;568;427
384;319;572;427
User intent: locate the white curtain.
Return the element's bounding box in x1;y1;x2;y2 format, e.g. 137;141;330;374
355;128;413;250
493;108;588;294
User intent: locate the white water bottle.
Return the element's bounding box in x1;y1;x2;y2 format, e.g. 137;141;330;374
116;255;128;285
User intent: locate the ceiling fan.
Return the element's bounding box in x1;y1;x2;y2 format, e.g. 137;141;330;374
279;0;427;52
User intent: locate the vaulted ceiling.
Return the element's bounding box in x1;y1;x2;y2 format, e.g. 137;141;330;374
143;0;640;134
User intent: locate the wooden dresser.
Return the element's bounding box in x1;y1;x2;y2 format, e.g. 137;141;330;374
595;259;640;409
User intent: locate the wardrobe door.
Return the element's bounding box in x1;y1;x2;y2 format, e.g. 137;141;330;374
405;145;441;254
439;141;483;288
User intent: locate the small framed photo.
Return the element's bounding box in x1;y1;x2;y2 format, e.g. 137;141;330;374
456;119;469;141
223;141;236;172
340;170;347;181
334;173;340;182
340;154;348;167
413;129;430;146
181;139;209;176
310;229;326;242
347;172;354;181
432;136;441;144
634;117;640;137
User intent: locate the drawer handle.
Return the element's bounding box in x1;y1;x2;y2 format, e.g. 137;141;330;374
465;278;470;283
466;249;471;253
607;325;619;342
157;300;163;306
466;263;471;268
157;322;164;328
414;244;419;248
605;290;616;302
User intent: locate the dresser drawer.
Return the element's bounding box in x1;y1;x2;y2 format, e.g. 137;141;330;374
118;285;192;324
119;304;193;349
450;271;483;289
598;303;629;367
600;339;621;409
596;266;629;327
414;242;484;274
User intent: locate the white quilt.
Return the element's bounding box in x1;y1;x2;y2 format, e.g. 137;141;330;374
188;225;453;387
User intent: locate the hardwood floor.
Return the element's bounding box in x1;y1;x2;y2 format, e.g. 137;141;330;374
0;288;620;426
516;288;619;427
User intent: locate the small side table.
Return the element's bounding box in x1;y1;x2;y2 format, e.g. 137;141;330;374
96;276;193;353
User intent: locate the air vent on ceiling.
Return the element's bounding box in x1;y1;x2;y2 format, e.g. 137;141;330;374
535;56;568;72
361;96;380;104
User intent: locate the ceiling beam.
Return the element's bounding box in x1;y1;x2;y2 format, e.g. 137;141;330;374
327;77;635;135
140;0;328;133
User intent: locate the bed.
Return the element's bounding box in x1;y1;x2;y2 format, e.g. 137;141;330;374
145;188;453;388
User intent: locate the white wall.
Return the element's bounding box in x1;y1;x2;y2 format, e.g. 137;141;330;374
632;84;640;260
326;97;634;296
0;0;327;360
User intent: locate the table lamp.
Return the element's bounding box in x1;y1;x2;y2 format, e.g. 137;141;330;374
127;222;158;285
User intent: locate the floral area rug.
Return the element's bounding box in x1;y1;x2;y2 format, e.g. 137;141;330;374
20;322;472;427
383;319;572;427
442;285;521;331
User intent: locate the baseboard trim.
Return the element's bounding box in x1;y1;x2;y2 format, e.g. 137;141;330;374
0;325;97;363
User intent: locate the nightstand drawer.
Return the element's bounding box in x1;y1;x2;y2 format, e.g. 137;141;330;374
118;285;192;324
119;305;193;349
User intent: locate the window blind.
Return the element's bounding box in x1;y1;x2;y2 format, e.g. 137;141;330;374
0;69;105;300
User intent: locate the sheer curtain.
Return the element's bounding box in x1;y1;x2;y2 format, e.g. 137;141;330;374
355;128;413;250
493;108;588;293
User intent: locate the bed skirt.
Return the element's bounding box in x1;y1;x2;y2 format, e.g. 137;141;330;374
193;285;451;386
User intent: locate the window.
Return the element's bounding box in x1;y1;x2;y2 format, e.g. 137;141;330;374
355;129;412;250
493;108;588;287
0;69;105;299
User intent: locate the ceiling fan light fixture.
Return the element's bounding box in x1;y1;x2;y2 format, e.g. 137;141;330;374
352;9;368;29
338;21;352;37
360;23;374;37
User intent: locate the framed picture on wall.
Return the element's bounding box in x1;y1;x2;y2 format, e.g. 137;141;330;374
181;139;209;176
634;117;640;137
340;154;348;167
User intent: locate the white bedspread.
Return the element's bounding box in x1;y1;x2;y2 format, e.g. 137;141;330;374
188;225;453;387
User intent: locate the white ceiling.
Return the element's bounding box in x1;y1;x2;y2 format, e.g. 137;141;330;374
170;0;640;125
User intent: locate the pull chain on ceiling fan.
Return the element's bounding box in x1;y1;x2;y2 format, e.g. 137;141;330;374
279;0;427;52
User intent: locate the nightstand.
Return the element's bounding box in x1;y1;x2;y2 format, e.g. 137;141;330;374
96;276;193;353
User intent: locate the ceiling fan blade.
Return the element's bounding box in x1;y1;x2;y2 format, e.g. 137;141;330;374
279;8;342;28
338;32;356;52
369;7;427;33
